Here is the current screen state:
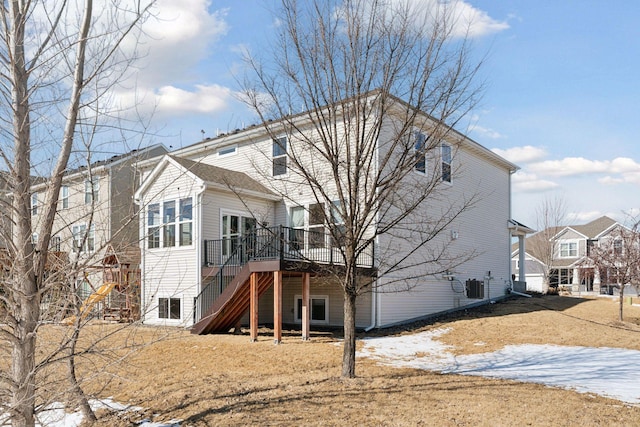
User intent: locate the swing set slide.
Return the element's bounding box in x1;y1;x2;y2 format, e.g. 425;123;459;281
62;282;117;325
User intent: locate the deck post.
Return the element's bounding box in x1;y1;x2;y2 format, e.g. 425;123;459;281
302;272;310;340
273;270;282;344
250;272;258;342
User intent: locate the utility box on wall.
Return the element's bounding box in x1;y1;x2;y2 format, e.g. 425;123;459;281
466;279;484;299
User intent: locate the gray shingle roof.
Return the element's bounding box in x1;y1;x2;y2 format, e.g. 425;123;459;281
170;156;277;197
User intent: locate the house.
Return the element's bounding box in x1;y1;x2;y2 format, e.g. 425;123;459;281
29;144;167;320
135;95;520;337
511;216;624;294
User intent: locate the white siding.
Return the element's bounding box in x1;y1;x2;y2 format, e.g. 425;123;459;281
139;162;202;326
376;126;513;327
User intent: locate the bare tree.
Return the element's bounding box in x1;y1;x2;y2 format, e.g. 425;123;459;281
0;1;154;425
584;216;640;322
242;0;486;378
527;196;568;293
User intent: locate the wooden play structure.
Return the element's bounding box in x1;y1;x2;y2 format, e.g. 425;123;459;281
99;244;141;322
62;244;141;324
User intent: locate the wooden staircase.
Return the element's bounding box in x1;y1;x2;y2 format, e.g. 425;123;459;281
191;261;278;335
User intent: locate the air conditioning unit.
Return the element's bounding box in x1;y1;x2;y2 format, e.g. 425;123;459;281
466;279;484;299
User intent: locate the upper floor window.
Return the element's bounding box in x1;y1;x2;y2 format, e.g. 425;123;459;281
61;185;69;209
72;223;95;253
31;193;38;215
84;178;99;204
272;136;287;176
613;239;623;255
50;235;61;252
179;198;193;246
559;242;577;258
147;203;161;249
414;132;427;174
217;145;237;157
441;143;452;183
147;197;193;249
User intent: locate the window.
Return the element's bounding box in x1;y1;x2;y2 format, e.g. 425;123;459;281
294;295;329;324
550;268;573;286
158;297;181;319
84;178;99;204
414;132;427;174
613;239;623;255
50;236;61;252
442;143;452;183
308;203;326;248
147;198;193;249
290;206;305;251
72;224;95;253
61;185;69;209
272;136;287;176
217;145;237;157
559;242;577;257
221;213;255;256
179;198;193;246
31;193;38;215
31;233;38;245
331;200;346;246
147;203;160;248
163;201;176;247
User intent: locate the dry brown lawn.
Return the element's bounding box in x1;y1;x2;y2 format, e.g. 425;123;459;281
69;295;640;426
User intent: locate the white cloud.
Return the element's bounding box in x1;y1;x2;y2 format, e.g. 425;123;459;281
511;171;559;193
444;0;511;38
471;124;503;139
530;157;640;183
154;84;234;115
492;145;547;164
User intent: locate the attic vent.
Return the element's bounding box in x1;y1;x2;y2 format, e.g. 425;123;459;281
466;279;484;299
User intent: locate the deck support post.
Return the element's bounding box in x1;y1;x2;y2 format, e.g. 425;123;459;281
250;272;258;342
273;270;282;344
302;272;310;341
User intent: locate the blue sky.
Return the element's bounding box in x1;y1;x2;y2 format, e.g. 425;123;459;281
127;0;640;228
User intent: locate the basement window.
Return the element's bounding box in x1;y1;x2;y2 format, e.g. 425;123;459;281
294;295;328;324
158;297;181;320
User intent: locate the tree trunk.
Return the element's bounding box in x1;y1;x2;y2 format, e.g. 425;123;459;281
619;285;624;322
341;290;357;378
67;328;96;422
11;315;37;427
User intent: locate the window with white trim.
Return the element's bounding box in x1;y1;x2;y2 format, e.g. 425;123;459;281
84;178;99;204
61;185;69;209
217;145;237;157
158;297;181;320
294;295;329;324
414;132;427;174
147;203;160;249
559;241;577;258
308;203;325;248
147;197;193;249
272;136;287;176
441;143;452;183
613;239;623;255
179;198;193;246
50;235;61;252
72;223;95;253
31;193;38;215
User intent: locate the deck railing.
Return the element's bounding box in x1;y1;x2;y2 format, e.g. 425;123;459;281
194;226;374;323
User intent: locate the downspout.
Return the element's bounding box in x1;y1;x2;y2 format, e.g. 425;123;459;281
194;184;206;327
134;192;146;324
365;110;380;333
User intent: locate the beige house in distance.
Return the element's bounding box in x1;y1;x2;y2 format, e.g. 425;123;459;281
29;144;167;317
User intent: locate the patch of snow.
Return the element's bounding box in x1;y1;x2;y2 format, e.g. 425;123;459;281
358;329;640;405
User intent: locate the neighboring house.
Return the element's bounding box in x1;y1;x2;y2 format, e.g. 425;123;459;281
28;144;167;318
511;216;623;294
135;96;520;335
